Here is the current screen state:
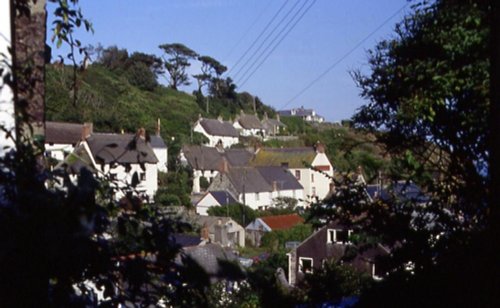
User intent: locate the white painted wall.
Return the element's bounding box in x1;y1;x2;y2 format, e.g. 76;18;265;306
0;1;15;156
239;188;305;210
153;147;168;173
45;143;76;161
196;193;220;216
193;122;239;148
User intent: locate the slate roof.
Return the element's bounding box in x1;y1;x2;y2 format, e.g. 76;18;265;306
209;191;238;205
150;135;167;148
199;118;239;137
251;147;317;168
225;167;271;194
256;166;304;190
180;243;240;276
366;181;429;203
262;118;285;128
85;133;158;164
45;121;83;144
172;233;202;248
182;145;253;171
196;216;234;228
236;113;264;129
260;214;304;230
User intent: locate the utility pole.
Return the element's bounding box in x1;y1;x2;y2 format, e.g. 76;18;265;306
206;96;209;114
252;95;256;113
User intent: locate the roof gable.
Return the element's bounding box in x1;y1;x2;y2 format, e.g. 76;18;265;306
200;118;239;137
260;214;304;230
45;121;83;144
85;133;158;164
237;113;263;129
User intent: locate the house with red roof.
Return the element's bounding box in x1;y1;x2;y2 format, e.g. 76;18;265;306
245;214;304;247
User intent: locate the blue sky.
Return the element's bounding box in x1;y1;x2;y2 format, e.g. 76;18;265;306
47;0;410;122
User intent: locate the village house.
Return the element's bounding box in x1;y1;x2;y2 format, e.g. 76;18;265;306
287;221;390;285
245;213;304;247
196;216;246;248
150;119;168;173
195;190;238;216
261;112;286;136
233;110;266;138
45;121;88;161
250;142;334;203
193;115;239;148
278;106;325;123
207;166;305;211
64;129;159;202
180;145;253;194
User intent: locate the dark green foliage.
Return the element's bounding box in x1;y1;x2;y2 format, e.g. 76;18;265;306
294;260;373;306
126;62;158;91
207;204;257;227
156;170;192;206
260;224;312;252
159;43;198;90
199;176;210;190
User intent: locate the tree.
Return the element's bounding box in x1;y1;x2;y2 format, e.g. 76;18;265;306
159;43;198;90
313;1;497;306
193;55;227;95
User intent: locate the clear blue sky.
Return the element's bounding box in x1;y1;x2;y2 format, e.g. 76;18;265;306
47;0;410;122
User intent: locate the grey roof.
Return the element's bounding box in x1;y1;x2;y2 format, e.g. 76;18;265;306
366;182;429;203
182;145;222;170
262;118;285;127
172;233;202;248
225;167;271;194
210;191;238;205
196;216;234;228
279;107;314;117
182;145;253;171
85;133;158;164
181;243;239;276
45;121;83;144
200;118;239;137
256;166;303;190
237;113;264;129
150;135;167;149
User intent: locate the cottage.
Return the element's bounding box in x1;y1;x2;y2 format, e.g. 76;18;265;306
193;115;239;148
196;216;245;248
261;112;286;136
207;166;304;210
180;145;253;193
287;221;390;285
195;190;238;216
233;110;265;137
45;121;89;161
66;130;159;202
251;142;334;203
245;214;304;247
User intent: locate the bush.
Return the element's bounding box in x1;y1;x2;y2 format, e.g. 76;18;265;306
260;224;313;252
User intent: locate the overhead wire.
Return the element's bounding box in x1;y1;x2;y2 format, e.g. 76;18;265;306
227;0;288;76
232;0;303;81
280;2;409;110
238;0;317;88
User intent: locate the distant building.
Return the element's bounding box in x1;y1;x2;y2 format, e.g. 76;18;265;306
246;214;305;247
207;165;305;210
233;110;266;137
45;121;88;161
279;106;325;123
150;118;168;173
195;190;238;216
196;216;245;247
250;142;334;203
261;112;286;136
193;115;239;148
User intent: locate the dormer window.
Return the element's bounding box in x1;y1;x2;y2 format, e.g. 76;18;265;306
327;229;353;244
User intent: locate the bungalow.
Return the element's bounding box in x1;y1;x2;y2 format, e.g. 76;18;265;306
180;145;253;193
193;115;239;148
250;142;334;203
207;166;305;210
245;214;304;247
65;129;159;202
287;221;390;285
233;110;265;137
261;112;286;136
195;190;238;216
196;216;245;248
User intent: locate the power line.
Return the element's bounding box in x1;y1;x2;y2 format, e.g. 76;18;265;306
222;1;273;62
227;0;288;76
238;0;316;88
232;0;302;81
280;2;409;110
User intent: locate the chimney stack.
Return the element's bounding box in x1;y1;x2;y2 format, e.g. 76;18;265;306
314;141;325;153
81;122;93;140
136;127;146;139
156;118;161;136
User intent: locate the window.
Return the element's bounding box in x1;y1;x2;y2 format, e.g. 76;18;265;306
109;173;117;181
299;257;313;274
295;170;301;180
311;174;314;183
255;192;260;201
327;229;353;244
140;173;146;181
281;162;289;168
312;187;316;197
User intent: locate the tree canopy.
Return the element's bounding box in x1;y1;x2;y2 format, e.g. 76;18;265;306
159;43;198;90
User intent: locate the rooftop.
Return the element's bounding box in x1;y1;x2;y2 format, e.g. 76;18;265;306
260;214;304;230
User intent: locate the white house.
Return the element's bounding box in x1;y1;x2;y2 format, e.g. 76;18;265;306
0;1;14;156
45;121;90;161
278;106;325;123
62;130;159;202
250;142;334;204
193;115;239;148
150;134;168;173
261;112;286;136
195;190;238;216
180;145;253;194
233;110;266;137
207;166;305;211
196;216;245;248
